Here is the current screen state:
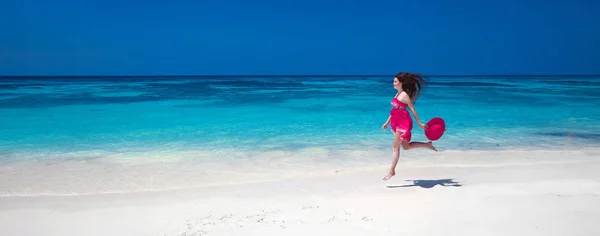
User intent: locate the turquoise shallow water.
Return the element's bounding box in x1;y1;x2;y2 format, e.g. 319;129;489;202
1;75;599;164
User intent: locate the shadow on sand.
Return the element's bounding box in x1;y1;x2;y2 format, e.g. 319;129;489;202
386;179;462;189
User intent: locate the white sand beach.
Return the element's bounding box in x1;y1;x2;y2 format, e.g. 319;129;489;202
1;148;600;236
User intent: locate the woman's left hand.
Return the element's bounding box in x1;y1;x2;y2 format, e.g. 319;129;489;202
419;123;428;130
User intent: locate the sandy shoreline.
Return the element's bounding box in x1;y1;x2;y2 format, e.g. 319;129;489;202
1;148;600;236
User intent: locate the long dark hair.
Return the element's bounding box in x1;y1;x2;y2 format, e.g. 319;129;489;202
395;72;428;103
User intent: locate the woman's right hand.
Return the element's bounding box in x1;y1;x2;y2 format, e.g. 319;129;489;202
418;122;429;130
381;123;388;130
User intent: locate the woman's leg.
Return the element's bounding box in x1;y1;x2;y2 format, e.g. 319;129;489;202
401;140;437;151
383;131;403;180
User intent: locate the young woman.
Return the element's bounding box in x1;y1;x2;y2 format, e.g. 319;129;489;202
381;72;437;181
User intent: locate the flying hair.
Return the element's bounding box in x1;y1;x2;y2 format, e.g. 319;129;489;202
395;72;428;103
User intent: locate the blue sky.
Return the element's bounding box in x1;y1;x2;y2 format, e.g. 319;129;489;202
1;0;599;75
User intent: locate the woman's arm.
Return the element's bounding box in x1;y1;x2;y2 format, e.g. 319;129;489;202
401;94;427;130
381;115;391;130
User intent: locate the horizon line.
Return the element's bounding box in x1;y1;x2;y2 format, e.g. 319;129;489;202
1;74;599;78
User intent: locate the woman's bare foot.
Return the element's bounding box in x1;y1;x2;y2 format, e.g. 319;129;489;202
427;141;437;152
383;171;395;180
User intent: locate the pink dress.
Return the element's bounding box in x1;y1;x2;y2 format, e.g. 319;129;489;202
390;94;413;142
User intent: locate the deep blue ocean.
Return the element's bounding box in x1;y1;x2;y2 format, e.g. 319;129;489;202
1;75;599;164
